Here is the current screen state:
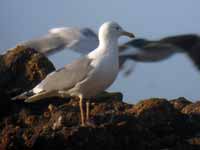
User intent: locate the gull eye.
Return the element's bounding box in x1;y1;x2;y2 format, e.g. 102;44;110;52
116;26;120;31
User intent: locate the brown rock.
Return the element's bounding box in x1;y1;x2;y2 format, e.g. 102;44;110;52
188;137;200;146
181;101;200;125
128;98;178;123
182;101;200;115
1;96;199;150
0;46;55;119
170;97;192;111
127;98;198;143
0;45;55;96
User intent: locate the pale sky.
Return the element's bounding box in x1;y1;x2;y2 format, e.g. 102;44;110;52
0;0;200;103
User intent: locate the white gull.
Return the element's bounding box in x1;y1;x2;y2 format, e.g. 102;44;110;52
13;21;134;126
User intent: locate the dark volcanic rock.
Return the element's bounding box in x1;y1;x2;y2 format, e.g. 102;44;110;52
128;98;195;139
182;101;200;115
0;97;200;150
0;46;55;120
170;97;192;111
0;45;55;96
181;101;200;126
128;98;179;125
128;98;175;118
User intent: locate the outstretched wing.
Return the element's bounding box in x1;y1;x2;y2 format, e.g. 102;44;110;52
119;42;177;62
22;33;67;55
160;34;199;50
186;43;200;70
21;27;98;55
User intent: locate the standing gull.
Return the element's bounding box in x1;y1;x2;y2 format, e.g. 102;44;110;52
13;21;134;126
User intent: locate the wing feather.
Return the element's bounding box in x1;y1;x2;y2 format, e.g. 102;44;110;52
33;57;93;93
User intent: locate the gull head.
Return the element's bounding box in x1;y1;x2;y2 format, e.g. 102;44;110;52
99;21;135;43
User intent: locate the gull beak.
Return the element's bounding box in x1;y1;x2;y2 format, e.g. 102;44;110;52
121;30;135;38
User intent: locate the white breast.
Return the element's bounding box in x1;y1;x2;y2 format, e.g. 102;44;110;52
70;49;119;98
91;53;119;87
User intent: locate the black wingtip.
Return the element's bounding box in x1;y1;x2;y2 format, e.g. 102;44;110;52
11;90;34;101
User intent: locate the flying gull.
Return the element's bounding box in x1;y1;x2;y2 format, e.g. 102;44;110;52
17;26;134;74
13;21;135;126
119;34;200;71
21;27;99;55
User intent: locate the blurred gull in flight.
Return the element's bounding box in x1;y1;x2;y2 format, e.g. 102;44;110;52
11;27;200;75
22;27;99;55
13;21;135;126
119;34;200;71
16;26;135;75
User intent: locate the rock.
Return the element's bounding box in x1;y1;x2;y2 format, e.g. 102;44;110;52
0;46;55;120
1;97;200;150
187;137;200;149
128;98;179;124
0;92;12;118
127;98;199;149
0;45;55;97
181;101;200;126
170;97;192;111
182;101;200;115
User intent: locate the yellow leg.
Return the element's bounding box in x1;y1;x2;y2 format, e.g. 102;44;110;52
86;101;90;122
79;95;85;126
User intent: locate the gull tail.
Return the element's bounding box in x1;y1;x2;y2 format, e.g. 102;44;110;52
24;91;63;103
11;90;34;100
13;90;70;103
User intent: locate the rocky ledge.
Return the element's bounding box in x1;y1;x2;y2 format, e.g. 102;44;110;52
0;46;200;150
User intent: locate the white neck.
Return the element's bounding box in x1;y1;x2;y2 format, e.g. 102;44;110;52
88;35;118;59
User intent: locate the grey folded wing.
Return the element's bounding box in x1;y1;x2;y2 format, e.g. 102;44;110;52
34;57;93;93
